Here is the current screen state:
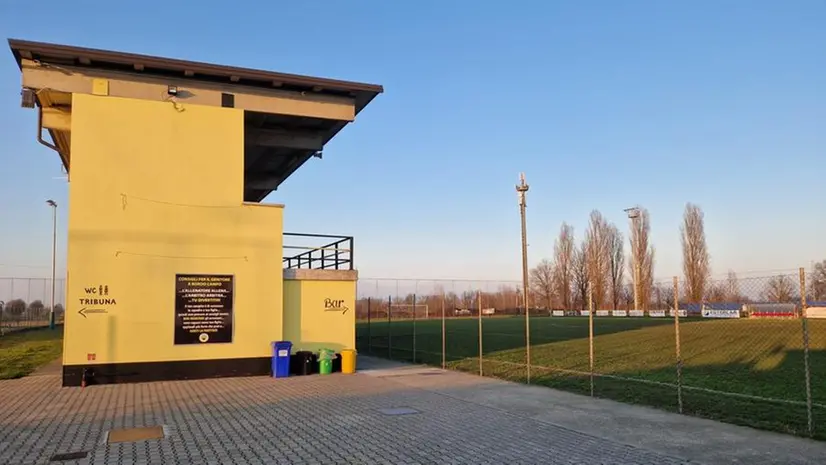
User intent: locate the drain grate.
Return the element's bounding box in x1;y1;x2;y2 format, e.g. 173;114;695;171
50;451;89;461
107;426;165;444
418;372;444;376
378;407;420;416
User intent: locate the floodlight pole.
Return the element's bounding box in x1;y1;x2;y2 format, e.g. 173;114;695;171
625;207;641;312
516;173;531;383
47;200;57;330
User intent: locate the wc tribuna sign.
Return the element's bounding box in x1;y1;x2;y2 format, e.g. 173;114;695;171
324;298;349;315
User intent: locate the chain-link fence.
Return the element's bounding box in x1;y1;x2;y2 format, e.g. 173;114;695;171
0;278;66;336
355;270;826;440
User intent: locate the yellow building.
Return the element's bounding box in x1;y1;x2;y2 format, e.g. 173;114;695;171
8;39;381;386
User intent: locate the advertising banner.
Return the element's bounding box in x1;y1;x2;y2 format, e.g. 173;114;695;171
806;307;826;319
701;308;740;319
629;310;645;317
612;310;628;317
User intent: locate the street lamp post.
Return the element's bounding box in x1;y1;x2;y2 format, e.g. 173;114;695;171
46;200;57;330
625;207;641;312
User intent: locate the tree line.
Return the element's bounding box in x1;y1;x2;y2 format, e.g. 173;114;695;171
354;203;826;317
530;207;657;311
530;203;826;310
0;299;64;319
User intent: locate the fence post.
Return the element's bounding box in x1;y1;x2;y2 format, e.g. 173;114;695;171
388;295;392;360
412;293;417;364
367;297;372;355
588;282;594;397
478;290;483;376
673;276;683;414
441;290;446;369
800;267;813;436
10;279;15;328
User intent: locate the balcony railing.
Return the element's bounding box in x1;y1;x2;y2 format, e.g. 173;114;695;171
283;232;353;270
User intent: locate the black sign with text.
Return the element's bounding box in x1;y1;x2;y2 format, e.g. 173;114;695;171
174;274;234;345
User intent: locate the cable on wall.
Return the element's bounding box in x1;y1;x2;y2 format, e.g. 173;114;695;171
120;193;241;210
114;251;248;261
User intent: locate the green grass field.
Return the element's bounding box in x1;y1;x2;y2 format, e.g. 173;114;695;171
357;316;826;439
0;327;63;380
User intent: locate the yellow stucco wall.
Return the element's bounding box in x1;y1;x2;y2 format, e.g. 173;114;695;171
65;94;283;366
283;278;356;353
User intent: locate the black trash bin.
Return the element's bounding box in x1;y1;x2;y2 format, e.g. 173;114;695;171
332;353;342;373
291;351;316;376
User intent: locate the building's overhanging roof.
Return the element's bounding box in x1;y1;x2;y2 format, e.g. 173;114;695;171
8;39;383;201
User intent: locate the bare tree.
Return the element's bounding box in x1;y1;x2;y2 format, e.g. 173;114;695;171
630;208;655;309
640;246;656;309
810;260;826;301
460;290;476;310
764;275;794;302
553;223;575;310
572;241;589;310
654;282;675;310
681;203;710;303
725;270;742;301
28;300;45;318
705;283;727;302
584;210;610;309
530;259;555;309
621;284;635;309
5;299;26;319
606;223;624;310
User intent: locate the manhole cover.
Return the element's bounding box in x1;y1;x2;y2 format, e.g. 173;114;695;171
107;426;165;444
378;407;420;416
50;451;88;461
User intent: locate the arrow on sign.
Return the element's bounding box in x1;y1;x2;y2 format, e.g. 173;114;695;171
78;307;108;318
324;306;349;315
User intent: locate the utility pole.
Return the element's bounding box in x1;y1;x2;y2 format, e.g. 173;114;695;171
516;173;531;383
625;207;641;311
46;200;57;330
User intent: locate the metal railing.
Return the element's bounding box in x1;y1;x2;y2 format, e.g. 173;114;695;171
283;232;353;270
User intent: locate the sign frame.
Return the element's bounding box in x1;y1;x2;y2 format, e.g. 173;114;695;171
174;273;235;345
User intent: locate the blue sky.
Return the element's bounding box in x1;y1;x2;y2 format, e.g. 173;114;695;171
0;1;824;284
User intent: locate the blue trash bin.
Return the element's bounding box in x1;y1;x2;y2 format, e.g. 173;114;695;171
272;341;292;378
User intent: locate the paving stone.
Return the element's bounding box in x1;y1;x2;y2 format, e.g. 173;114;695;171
0;370;688;464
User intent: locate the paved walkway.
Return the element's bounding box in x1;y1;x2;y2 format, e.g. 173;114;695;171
0;357;824;464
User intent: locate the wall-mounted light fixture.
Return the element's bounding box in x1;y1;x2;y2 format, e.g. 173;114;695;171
21;88;36;108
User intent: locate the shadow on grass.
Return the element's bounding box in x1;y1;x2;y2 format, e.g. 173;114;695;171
356;317;826;441
357;316;676;360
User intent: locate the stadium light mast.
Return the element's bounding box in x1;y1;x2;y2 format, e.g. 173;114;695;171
516;173;531;383
625;206;641;312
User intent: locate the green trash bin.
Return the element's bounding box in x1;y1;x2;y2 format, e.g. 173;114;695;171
318;348;334;375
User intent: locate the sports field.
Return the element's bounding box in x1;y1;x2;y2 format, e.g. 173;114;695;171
356;316;826;439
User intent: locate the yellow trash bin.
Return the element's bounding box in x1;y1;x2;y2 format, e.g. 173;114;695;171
341;349;357;374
